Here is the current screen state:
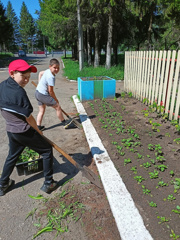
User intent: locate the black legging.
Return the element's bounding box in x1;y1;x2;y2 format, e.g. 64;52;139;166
0;127;53;185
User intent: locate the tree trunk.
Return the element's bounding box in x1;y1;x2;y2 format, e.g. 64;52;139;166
94;28;99;68
147;2;155;50
87;27;92;66
77;0;84;71
113;45;118;65
105;6;113;69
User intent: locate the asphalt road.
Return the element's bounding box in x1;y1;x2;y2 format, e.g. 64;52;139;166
0;54;92;240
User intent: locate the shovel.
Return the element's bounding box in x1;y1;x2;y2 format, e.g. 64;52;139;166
42;135;102;188
31;81;82;129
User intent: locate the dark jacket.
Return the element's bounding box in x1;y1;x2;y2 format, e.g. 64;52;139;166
0;77;33;117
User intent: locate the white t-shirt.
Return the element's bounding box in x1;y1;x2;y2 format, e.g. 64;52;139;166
36;69;55;95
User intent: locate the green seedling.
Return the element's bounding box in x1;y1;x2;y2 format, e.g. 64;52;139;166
137;153;143;159
172;206;180;215
17;147;40;163
128;92;133;97
155;164;167;172
127;127;135;135
156;155;166;163
148;144;154;151
134;175;145;183
157;181;168;187
121;92;125;98
142;185;151;194
130;166;137;174
150;159;155;165
157;216;169;224
112;141;118;145
134;141;141;147
143;162;151;169
152;122;161;132
170;229;180;240
119;151;125;156
116;145;123;151
124;158;132;166
149;201;157;207
173;138;180;144
164;194;176;201
173;178;180;193
170;170;175;177
149;170;159;179
154;144;163;155
141;109;149;117
171;120;178;126
134;133;140;139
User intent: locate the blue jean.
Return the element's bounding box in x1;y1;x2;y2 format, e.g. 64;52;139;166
0;127;53;186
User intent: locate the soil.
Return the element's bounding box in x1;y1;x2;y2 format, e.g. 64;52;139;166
83;94;180;240
32;178;120;240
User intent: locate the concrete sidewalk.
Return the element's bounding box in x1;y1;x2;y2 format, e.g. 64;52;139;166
0;55;94;240
0;55;126;239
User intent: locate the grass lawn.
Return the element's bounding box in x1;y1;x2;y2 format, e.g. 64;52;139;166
62;54;124;81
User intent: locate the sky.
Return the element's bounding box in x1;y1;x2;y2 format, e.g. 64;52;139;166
1;0;40;19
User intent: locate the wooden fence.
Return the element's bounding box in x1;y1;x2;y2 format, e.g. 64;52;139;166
124;50;180;123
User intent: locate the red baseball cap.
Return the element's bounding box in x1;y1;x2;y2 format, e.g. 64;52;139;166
9;59;37;74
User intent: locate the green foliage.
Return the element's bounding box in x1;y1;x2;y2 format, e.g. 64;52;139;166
173;178;180;193
6;1;20;50
19;2;35;50
17;147;39;163
149;201;157;207
0;2;14;48
62;55;124;80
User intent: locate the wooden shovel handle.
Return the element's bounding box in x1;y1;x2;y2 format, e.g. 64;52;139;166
42;135;80;169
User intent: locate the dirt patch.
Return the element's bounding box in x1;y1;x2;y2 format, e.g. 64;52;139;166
83;95;180;240
31;178;120;240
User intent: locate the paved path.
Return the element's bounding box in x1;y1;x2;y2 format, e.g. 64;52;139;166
0;55;93;240
0;55;125;240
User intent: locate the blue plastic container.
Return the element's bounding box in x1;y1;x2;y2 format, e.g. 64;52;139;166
78;76;116;101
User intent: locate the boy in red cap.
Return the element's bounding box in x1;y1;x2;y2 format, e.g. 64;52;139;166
0;59;57;196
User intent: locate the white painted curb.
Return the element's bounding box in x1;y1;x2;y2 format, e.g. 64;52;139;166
73;95;153;240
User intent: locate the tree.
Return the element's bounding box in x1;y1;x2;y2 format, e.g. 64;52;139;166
0;1;13;51
158;0;180;49
38;0;77;54
77;0;84;70
6;1;20;50
19;2;35;51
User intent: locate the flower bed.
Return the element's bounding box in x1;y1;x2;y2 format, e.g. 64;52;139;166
83;94;180;240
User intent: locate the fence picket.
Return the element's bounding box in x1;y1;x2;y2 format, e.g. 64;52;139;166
165;51;176;117
162;51;171;111
170;50;180;120
124;50;180;121
154;51;163;105
151;51;158;104
157;51;166;111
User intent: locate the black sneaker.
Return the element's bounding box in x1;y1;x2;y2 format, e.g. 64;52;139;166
40;180;58;193
0;179;15;196
61;119;71;126
37;125;45;131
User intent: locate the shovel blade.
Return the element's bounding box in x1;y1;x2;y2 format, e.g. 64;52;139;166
81;166;102;188
71;118;82;129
